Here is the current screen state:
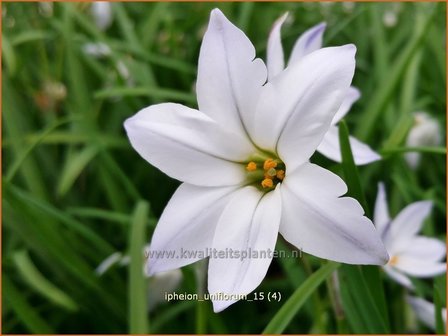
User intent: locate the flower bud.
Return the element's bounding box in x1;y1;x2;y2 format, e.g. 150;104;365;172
91;2;113;31
405;112;442;169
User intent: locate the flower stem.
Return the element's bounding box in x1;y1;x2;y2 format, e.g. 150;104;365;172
303;258;327;333
195;259;208;334
263;261;340;334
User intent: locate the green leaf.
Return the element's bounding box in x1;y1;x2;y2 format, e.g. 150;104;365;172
2;76;48;200
3;277;54;334
195;259;209;334
381;146;447;156
6;117;76;182
434;285;445;334
99;151;141;201
338;120;390;333
338;120;369;216
13;250;78;311
61;3;91;116
338;278;365;333
10;30;54;46
2;132;128;148
2;33;17;76
67;207;133;225
355;3;437;140
57;145;100;196
237;2;255;30
151;301;195;332
339;265;389;333
262;261;340;334
5;182;115;257
94;86;197;104
362;265;390;329
129;201;150;334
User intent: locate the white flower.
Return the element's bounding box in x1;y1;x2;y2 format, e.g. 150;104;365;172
95;248;183;312
407;296;446;331
383;11;398;27
342;2;356;14
38;2;53;17
267;13;381;165
405;112;442;169
91;2;113;31
147;269;183;311
374;183;446;289
124;9;388;312
82;42;111;58
95;251;124;276
116;60;132;84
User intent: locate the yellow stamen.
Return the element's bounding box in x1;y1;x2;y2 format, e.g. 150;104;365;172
388;255;399;266
261;178;273;188
263;158;277;170
246;161;257;172
266;167;277;177
276;169;285;180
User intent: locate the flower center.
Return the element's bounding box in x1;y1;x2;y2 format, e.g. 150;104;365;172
244;154;285;191
388;255;399;266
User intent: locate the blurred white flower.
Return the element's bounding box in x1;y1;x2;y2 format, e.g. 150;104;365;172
95;247;183;312
383;10;398;27
38;2;53;17
91;2;113;31
319;1;335;16
81;42;132;86
95;251;123;275
116;60;130;80
405;112;442;169
82;42;111;58
320;1;335;7
35;80;67;111
342;2;356;14
148;269;183;311
125;9;388;312
267;13;381;165
383;3;403;28
43;81;67;101
374;183;446;289
407;296;446;331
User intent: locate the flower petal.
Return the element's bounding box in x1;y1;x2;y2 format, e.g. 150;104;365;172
407;296;446;331
398;236;446;261
316;125;382;165
148;269;183;311
208;185;282;312
95;252;124;276
386;201;433;251
288;22;327;66
124;103;255;186
279;163;389;265
251;45;356;169
332;86;361;124
146;183;238;275
383;265;414;289
196;9;267;139
267;13;288;81
373;182;391;236
394;256;446;278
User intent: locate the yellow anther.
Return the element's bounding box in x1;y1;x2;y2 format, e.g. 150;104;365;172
261;178;274;189
388;255;399;266
266;167;277;177
276;169;285;180
246;161;257;172
263;158;277;170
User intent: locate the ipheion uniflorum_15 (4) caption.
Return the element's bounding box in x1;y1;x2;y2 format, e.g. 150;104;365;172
164;291;282;302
